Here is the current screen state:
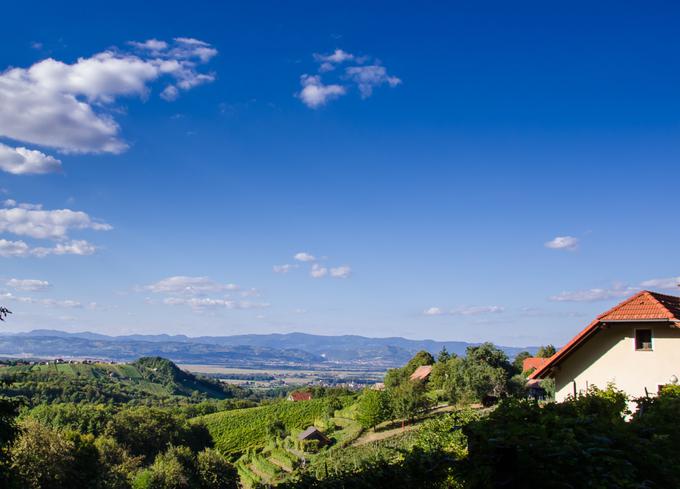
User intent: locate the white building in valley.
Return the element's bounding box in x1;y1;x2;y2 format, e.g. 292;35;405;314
531;290;680;403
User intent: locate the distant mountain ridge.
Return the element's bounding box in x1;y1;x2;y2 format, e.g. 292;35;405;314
0;330;538;368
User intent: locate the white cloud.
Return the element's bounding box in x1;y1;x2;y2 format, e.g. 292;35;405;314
6;278;51;291
549;285;638;302
294;252;316;262
0;239;31;257
640;276;680;290
0;207;111;240
0;238;97;257
297;75;346;109
162;296;269;311
0;143;62;175
273;263;298;274
313;49;355;65
2;200;43;210
423;307;444;316
0;38;217;173
145;276;239;296
345;65;402;98
128;39;168;53
298;50;400;107
1;292;81;308
451;305;505;316
310;264;328;278
424;305;504;316
40;240;98;256
330;265;351;278
545;236;579;251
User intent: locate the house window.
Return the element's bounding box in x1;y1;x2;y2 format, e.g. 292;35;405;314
635;329;653;351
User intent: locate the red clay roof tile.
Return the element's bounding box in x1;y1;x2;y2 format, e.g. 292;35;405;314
531;291;680;379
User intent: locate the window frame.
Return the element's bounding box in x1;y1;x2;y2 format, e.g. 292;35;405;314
634;328;653;352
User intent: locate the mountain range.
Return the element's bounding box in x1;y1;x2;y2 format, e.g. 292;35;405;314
0;330;538;369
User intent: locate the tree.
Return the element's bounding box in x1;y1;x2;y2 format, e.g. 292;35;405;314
437;347;450;363
391;380;429;423
10;419;85;489
196;448;238;489
384;351;435;389
266;416;287;440
405;351;435;373
536;345;556;358
0;307;10;321
0;397;19;484
134;446;238;489
105;407;211;463
512;351;532;374
356;389;391;430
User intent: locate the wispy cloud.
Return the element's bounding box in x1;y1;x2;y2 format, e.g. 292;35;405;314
345;65;402;98
6;278;51;291
1;292;83;308
640;276;680;290
297;49;400;108
294;252;316;262
545;235;579;251
273;264;298;274
310;264;328;278
144;276;239;296
549;284;639;302
329;265;351;278
424;305;504;316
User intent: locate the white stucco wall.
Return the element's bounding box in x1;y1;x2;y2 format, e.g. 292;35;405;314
554;322;680;403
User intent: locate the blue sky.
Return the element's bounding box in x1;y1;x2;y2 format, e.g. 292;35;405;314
0;1;678;346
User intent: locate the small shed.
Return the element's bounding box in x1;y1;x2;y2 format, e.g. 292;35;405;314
297;426;330;446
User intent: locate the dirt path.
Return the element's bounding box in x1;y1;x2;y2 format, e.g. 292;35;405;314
351;404;456;447
268;457;292;473
248;464;274;483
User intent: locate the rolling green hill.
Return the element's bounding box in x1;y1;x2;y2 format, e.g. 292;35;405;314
0;356;243;405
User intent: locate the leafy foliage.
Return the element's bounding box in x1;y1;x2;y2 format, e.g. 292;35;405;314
462;384;680;488
356;389;391;430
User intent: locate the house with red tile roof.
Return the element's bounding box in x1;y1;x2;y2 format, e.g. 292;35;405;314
288;391;313;401
522;357;549;374
531;290;680;403
410;365;433;382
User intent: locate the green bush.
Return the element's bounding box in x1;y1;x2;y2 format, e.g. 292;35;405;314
462;384;680;488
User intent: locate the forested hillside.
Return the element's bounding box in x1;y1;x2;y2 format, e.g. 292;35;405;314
0;357;246;406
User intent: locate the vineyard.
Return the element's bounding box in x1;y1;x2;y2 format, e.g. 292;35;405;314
198;397;352;454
